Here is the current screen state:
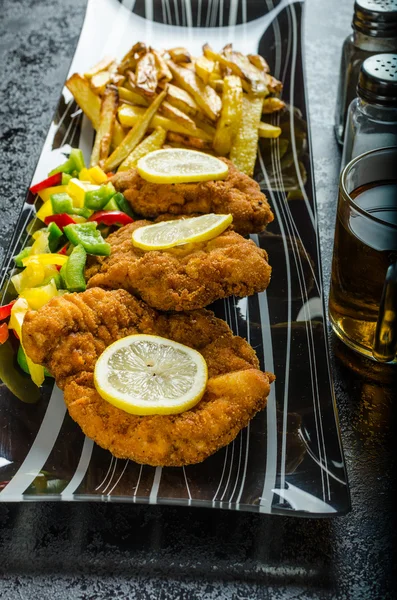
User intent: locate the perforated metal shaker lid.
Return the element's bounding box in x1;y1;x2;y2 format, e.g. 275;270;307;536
357;53;397;104
353;0;397;37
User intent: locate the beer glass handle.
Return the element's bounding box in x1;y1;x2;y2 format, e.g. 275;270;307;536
372;261;397;363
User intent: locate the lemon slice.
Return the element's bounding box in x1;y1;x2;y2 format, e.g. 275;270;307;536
94;334;208;416
137;148;229;184
132;213;233;251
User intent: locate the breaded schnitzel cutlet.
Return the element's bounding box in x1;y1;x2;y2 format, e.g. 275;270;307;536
22;288;275;467
111;158;273;236
86;221;272;311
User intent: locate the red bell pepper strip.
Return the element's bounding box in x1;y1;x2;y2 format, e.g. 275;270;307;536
30;172;62;195
58;243;69;256
45;213;77;231
88;211;133;226
0;301;16;320
0;323;9;344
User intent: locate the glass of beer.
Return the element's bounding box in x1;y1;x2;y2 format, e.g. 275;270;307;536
329;146;397;364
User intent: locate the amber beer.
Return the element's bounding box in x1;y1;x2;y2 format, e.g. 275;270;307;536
329;148;397;363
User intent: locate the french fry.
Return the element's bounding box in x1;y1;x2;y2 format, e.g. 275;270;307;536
168;47;192;63
84;56;115;79
111;121;127;150
262;97;285;114
193;115;216;138
66;73;125;150
247;54;270;73
167;60;221;121
166;84;200;117
104;90;166;171
203;44;268;97
135;52;158;96
268;76;283;94
118;127;166;171
229;95;263;177
213;75;242;155
208;79;224;93
152;49;172;86
90;86;118;167
90;70;112;95
118;104;212;141
166;132;211;151
195;56;214;84
258;122;282;139
118;86;149;106
160;101;197;132
66;73;101;128
117;42;147;74
110;73;125;87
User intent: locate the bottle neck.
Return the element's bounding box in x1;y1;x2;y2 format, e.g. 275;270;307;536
357;97;397;122
352;30;397;51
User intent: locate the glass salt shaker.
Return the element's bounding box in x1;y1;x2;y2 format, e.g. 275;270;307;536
334;0;397;146
342;54;397;168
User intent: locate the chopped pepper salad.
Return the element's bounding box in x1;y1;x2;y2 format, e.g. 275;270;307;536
0;148;135;386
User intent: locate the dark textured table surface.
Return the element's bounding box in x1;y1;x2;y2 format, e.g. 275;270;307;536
0;1;396;598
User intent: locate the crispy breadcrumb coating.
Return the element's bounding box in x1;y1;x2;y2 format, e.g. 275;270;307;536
111;158;273;236
22;288;274;466
86;221;271;311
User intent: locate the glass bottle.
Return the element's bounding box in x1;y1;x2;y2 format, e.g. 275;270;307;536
334;0;397;145
342;53;397;168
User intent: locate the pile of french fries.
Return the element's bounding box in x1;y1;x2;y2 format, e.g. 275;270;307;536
66;42;285;177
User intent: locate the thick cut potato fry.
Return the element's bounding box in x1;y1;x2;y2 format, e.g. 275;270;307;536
195;56;214;84
166;132;211;150
104;90;166;171
90;86;118;167
118;86;149;106
268;76;283;94
166;84;200;117
66;73;101;128
203;44;268;97
84;56;115;79
66;73;125;150
193;116;216;138
152;50;172;86
229;95;263;177
213;75;242;155
135;52;158;96
208;79;224;93
160;101;197;132
118;104;212;141
167;60;221;121
118;127;166;171
110;73;125;87
262;97;285;114
90;70;112;95
247;54;270;73
168;47;192;63
258;122;282;139
117;42;147;74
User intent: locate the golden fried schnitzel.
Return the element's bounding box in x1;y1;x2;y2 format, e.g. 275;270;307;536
111;158;273;236
86;221;271;311
22;288;274;467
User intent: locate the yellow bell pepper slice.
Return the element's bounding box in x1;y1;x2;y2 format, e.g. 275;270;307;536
87;166;108;184
36;200;54;222
78;168;92;182
30;230;50;255
67;178;99;208
22;253;68;267
38;185;68;203
11;262;46;293
20;280;58;310
9;298;45;387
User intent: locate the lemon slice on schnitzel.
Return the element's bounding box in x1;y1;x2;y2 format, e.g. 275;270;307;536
132;213;233;251
94;334;208;416
137;148;229;184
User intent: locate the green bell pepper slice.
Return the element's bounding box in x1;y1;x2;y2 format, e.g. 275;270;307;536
49;148;86;177
113;192;135;218
50;193;92;218
63;222;111;256
61;173;73;185
47;221;63;252
103;196;119;211
59;244;87;292
84;182;116;211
